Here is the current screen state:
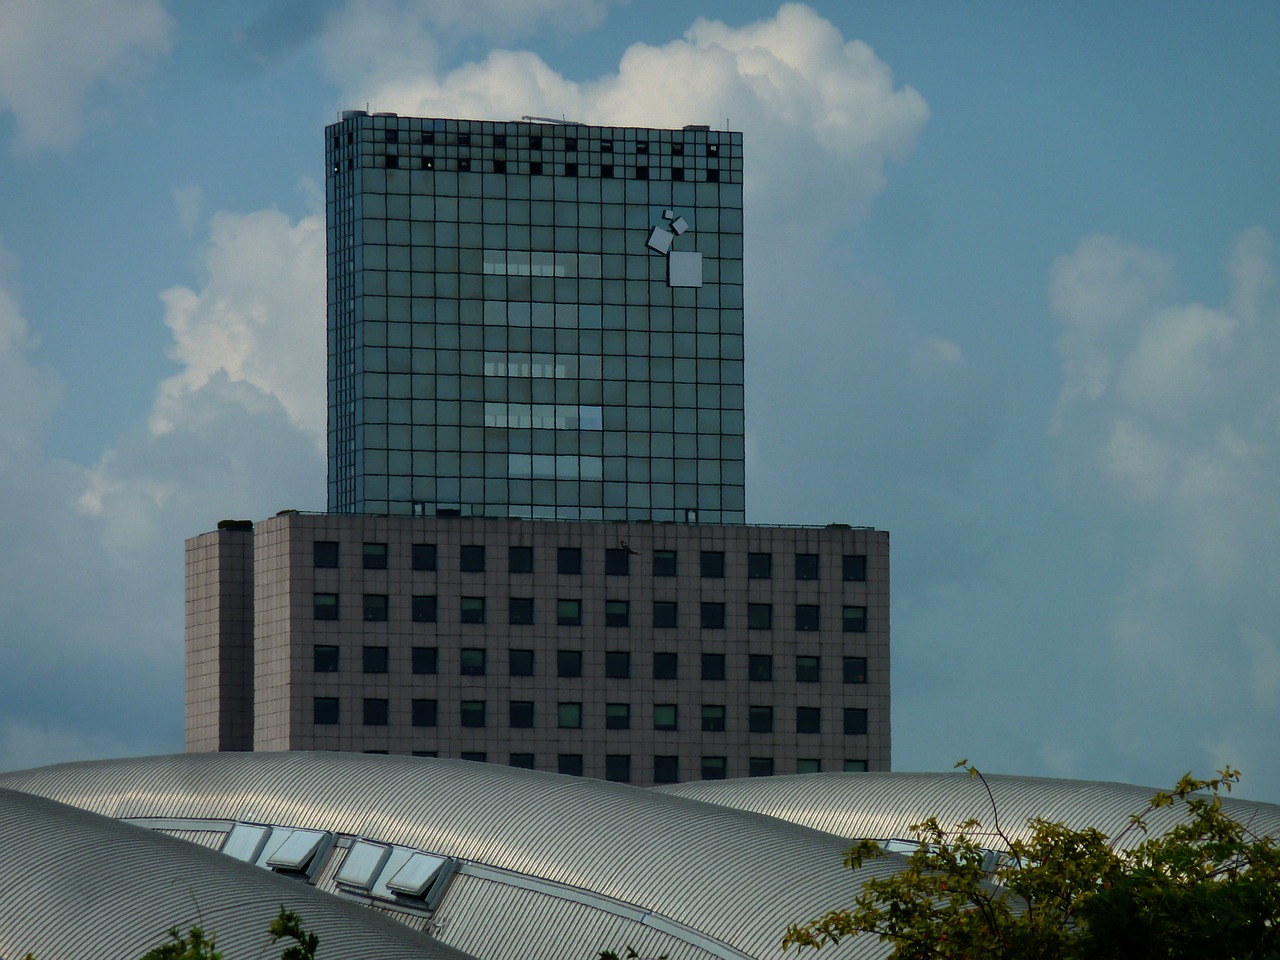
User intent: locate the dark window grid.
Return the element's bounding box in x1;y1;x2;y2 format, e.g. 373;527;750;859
510;701;534;728
605;704;630;730
362;646;388;674
653;601;678;629
749;706;773;734
460;545;485;572
363;543;388;570
412;543;437;571
313;593;339;621
701;705;726;732
797;707;821;734
411;699;437;727
411;595;437;623
314;645;339;673
749;757;774;777
843;605;868;633
605;755;631;783
509;753;535;769
845;708;869;736
653;550;678;576
748;654;773;681
412;646;438;674
844;657;868;684
653;652;678;680
558;754;583;777
700;551;725;578
796;656;821;683
747;552;772;579
701;757;727;780
701;654;725;681
795;553;820;580
509;649;534;676
558;702;582;729
558;650;582;678
747;603;773;630
557;599;583;626
605;601;630;627
313;541;339;568
701;602;726;630
509;597;535;625
509;545;534;573
796;604;820;631
363;698;389;726
460;701;486;727
843;554;867;582
605;651;630;679
363;594;389;622
313;697;339;725
605;548;631;575
460;597;486;624
653;755;679;783
557;547;583;575
460;648;486;676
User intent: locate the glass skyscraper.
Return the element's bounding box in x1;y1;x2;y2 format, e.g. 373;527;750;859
325;113;745;522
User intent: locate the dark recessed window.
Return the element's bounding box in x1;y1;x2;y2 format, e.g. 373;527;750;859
509;753;535;769
654;652;678;680
493;134;507;148
706;168;720;182
701;756;727;780
565;137;577;151
701;653;725;681
314;645;339;673
510;701;534;728
384;154;399;168
461;752;487;763
654;755;678;783
509;597;535;625
795;553;820;580
557;547;582;575
845;759;869;772
314;697;339;725
421;157;434;170
411;699;437;727
653;550;677;576
460;545;485;572
601;139;613;152
707;143;719;156
605;754;631;783
701;705;726;732
460;701;486;727
635;166;649;180
314;593;339;620
654;704;677;730
558;649;582;678
672;142;684;156
748;654;773;681
601;164;613;178
510;649;534;676
605;703;630;730
700;551;725;578
844;656;868;684
701;602;725;630
747;552;772;579
412;646;438;675
461;597;486;623
845;708;869;736
363;698;389;726
412;543;437;571
412;595;437;623
797;758;821;774
313;541;339;568
557;599;582;626
384;129;398;143
457;133;471;146
509;545;534;573
558;754;583;777
749;705;773;734
843;605;868;634
605;548;630;575
457;158;471;172
423;131;435;145
605;600;630;627
653;601;678;629
605;651;630;679
529;135;542;149
557;702;582;729
636;142;649;154
747;603;772;630
564;163;578;177
796;655;820;683
797;707;821;734
796;604;820;631
843;554;867;582
413;751;436;759
672;168;685;181
460;648;486;676
530;161;543;175
363;646;389;674
493;159;507;174
363;594;389;621
749;757;774;777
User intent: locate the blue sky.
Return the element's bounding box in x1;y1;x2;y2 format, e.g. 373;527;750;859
2;0;1279;798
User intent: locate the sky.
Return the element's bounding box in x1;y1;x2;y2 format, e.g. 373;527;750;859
1;0;1279;799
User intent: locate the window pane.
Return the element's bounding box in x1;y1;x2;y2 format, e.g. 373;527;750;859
605;651;630;678
700;551;725;578
314;593;339;620
842;605;868;633
558;754;584;776
412;543;437;571
363;594;389;621
461;597;486;623
701;705;725;732
653;652;677;680
605;755;631;783
796;656;820;683
605;600;630;627
796;604;820;631
509;597;535;625
749;757;774;777
412;646;438;674
797;706;820;734
460;701;486;727
747;552;771;579
654;704;677;730
557;598;582;626
411;699;437;727
510;701;534;728
844;708;869;736
653;550;677;576
653;601;678;628
700;602;725;630
844;759;868;772
509;545;534;572
653;755;679;783
842;554;867;582
363;543;388;570
314;645;339;672
510;649;534;676
749;705;773;733
363;646;388;674
701;653;725;681
313;541;339;568
701;756;727;780
843;656;868;684
557;547;582;574
509;753;535;769
363;698;389;726
797;758;821;774
460;545;485;572
605;703;630;729
314;697;339;725
460;648;486;676
557;650;582;678
748;654;773;681
795;553;819;580
605;548;630;575
412;595;437;622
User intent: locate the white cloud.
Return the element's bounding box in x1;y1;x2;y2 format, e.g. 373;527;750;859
0;0;173;152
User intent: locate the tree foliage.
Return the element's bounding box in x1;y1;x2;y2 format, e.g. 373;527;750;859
129;906;317;960
783;763;1280;960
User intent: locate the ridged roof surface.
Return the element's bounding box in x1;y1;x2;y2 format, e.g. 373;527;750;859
0;753;900;960
0;786;474;960
656;771;1280;850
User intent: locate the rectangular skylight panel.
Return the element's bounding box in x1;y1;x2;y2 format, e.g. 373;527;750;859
221;823;270;862
336;840;390;888
386;852;448;896
265;829;330;870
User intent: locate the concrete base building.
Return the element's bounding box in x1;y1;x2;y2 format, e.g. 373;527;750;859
186;511;889;783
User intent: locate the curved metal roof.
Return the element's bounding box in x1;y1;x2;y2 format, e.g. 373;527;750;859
656;771;1280;850
0;753;900;960
0;786;474;960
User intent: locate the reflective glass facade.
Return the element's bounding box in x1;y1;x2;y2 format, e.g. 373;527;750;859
326;114;745;522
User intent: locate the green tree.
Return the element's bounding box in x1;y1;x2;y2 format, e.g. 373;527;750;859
783;763;1280;960
138;907;316;960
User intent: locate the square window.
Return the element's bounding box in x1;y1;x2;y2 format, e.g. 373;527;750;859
701;756;727;780
412;543;437;571
842;605;868;633
747;603;772;630
653;550;677;576
601;139;613;153
461;701;486;727
565;137;577;150
653;601;678;629
530;160;543;175
605;754;631;783
796;655;820;683
412;699;437;727
558;701;583;732
506;650;532;680
748;654;773;681
844;708;869;736
461;597;486;624
749;706;773;733
844;656;868;684
313;593;339;621
510;753;535;769
845;759;869;772
797;707;821;734
796;604;820;631
654;704;678;731
843;554;867;582
509;545;534;573
510;701;534;728
701;653;725;681
700;551;725;578
605;600;630;627
558;650;582;678
363;646;389;674
701;602;725;629
460;648;486;676
314;645;339;673
530;135;543;149
363;543;388;570
605;548;630;575
701;705;726;732
363;698;389;726
461;752;486;763
653;652;677;680
749;757;774;777
606;703;630;730
313;697;339;725
653;755;679;783
493;159;507;174
564;162;578;177
795;553;819;580
460;545;485;572
363;594;389;622
635;166;649;180
747;552;771;579
558;754;583;777
313;541;339;568
509;597;535;625
601;164;614;178
557;547;583;575
797;758;821;774
412;647;438;675
412;595;437;623
605;651;630;679
557;598;582;626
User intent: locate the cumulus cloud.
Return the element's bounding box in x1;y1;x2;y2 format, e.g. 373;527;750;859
0;0;173;152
